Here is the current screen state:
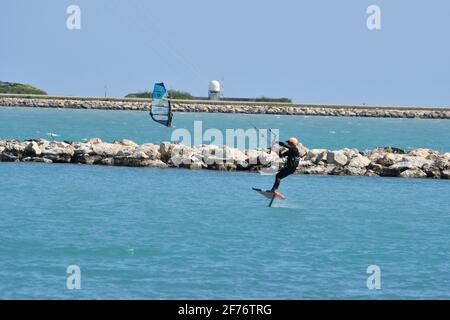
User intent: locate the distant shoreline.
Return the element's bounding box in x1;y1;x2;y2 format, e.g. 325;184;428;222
1;94;450;119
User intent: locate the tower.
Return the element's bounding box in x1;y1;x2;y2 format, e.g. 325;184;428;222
208;80;221;100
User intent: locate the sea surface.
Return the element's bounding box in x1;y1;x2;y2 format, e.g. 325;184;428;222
0;106;449;151
0;106;449;299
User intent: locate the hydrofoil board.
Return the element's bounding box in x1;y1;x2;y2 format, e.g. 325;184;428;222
252;188;286;207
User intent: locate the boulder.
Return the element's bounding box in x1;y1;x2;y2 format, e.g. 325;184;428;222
408;148;439;160
188;159;206;170
316;150;329;163
329;165;345;176
100;157;114;166
133;151;150;159
348;154;371;168
383;162;412;175
297;143;309;158
40;142;74;163
246;149;260;166
368;163;384;175
326;151;348;166
380;157;430;177
203;156;225;168
258;163;282;175
169;154;191;167
401;156;432;168
213;162;237;171
341;148;361;159
169;145;195;167
222;146;248;169
21;157;52;163
302;165;326;175
422;163;441;178
119;139;138;147
75;154;103;165
191;150;204;163
1;142;26;161
87;138;103;144
399;169;427;179
73;143;94;156
324;165;336;175
160;143;194;165
374;146;406;154
380;166;400;177
367;150;383;163
368;147;405;164
148;159;168;168
24;141;42;157
91;143;124;157
442;170;450;179
258;150;280;167
434;157;450;170
136;143;160;160
408;148;433;159
376;153;404;166
305;149;327;163
199;145;220;164
297;160;314;169
365;170;379;177
381;156;432;177
116;148;135;157
343;166;367;176
113;156;167;168
159;142;173;161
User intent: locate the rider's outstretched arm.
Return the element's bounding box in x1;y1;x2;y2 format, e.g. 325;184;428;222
278;141;296;150
277;141;292;157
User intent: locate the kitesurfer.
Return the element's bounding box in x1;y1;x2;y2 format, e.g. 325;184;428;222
271;137;300;192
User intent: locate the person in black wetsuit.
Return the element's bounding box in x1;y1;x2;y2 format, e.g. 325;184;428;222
271;137;300;192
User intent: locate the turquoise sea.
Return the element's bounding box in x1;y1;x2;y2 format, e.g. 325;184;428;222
0;106;449;299
0;106;449;151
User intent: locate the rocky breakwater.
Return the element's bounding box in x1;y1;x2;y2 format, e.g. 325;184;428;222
297;147;449;179
0;96;150;110
1;95;450;119
1;139;449;179
174;102;450;119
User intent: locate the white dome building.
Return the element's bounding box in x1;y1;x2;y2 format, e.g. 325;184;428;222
208;80;221;100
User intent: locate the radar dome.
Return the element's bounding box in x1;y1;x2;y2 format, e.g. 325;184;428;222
209;80;221;93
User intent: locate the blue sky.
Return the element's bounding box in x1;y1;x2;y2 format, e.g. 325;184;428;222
1;0;449;106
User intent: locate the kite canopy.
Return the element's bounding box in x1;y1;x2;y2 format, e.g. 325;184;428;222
150;82;173;127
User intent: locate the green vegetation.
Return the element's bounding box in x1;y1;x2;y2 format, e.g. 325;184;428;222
250;96;292;103
125;91;151;99
168;90;194;100
0;81;47;95
126;89;194;100
126;89;291;103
